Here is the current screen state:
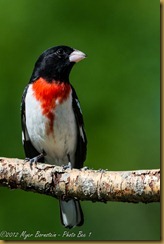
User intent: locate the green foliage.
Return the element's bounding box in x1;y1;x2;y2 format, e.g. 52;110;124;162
0;0;160;240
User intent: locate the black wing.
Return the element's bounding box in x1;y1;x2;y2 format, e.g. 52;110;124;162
21;85;44;161
71;86;87;168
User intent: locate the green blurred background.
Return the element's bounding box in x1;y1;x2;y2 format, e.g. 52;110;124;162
0;0;160;241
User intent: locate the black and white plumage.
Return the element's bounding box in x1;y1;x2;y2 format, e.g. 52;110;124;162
21;45;87;228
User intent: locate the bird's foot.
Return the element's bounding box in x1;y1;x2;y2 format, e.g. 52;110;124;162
63;162;72;170
63;154;72;170
25;151;46;169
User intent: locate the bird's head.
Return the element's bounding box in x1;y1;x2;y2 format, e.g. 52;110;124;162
30;45;86;83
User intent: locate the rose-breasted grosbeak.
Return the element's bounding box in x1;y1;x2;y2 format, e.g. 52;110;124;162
21;45;87;228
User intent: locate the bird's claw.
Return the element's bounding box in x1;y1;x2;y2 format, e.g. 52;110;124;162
25;156;38;169
63;162;72;170
25;152;45;169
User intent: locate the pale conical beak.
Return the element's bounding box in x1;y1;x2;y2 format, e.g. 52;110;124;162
69;49;87;63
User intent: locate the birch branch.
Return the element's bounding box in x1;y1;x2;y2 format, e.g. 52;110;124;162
0;157;160;203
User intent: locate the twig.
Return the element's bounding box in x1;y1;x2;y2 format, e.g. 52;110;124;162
0;157;160;203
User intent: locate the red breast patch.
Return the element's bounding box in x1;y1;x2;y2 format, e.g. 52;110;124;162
32;77;71;134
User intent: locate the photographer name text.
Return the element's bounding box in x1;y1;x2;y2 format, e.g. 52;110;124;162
0;230;92;240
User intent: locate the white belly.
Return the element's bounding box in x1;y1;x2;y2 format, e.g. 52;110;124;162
25;85;77;166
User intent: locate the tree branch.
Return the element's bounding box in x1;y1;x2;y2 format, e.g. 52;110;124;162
0;157;160;203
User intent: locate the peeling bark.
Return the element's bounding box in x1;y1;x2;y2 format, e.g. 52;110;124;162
0;157;160;203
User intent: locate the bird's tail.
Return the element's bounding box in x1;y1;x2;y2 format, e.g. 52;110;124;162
59;199;84;228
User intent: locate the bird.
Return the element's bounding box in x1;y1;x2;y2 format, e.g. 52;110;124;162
21;45;87;228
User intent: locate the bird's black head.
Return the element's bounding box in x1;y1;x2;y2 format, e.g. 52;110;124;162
30;45;86;83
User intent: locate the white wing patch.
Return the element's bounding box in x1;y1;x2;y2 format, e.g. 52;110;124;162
79;126;85;142
75;98;83;114
75;98;85;142
22;114;30;144
22;131;25;143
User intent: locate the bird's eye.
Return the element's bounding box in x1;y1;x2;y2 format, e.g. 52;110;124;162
56;49;64;57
